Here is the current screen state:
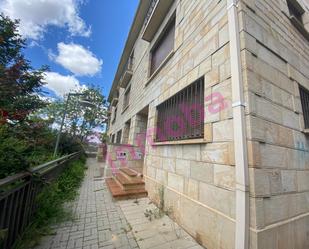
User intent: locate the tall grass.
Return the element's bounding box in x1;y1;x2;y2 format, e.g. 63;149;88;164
13;156;86;249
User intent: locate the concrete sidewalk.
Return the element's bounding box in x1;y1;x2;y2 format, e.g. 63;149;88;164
34;158;203;249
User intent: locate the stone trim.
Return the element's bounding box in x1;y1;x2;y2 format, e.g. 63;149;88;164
249;211;309;233
152;138;209;146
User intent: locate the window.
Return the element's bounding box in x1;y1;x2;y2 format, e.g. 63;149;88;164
156;78;204;142
300;86;309;129
287;0;309;40
112;106;117;123
150;17;175;76
123;86;131;111
111;134;115;143
116;130;122;144
287;0;304;24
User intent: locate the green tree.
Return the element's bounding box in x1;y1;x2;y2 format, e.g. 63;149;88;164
38;87;108;141
78;87;108;140
0;14;47;124
0;14;52;177
0;15;87;178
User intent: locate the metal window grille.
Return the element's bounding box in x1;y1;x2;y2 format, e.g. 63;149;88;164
156;78;204;142
300;86;309;129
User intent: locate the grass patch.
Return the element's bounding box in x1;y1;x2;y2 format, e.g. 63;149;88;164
13;156;86;249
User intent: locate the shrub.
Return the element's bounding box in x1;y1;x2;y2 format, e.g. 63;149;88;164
58;133;84;155
13;156;86;249
0;122;85;178
0;125;29;178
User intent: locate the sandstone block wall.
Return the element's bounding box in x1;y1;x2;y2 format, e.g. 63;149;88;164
107;0;309;248
241;0;309;248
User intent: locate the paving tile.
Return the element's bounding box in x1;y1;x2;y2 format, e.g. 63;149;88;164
33;158;203;249
32;159;139;249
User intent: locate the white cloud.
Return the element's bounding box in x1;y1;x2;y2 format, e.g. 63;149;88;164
52;42;102;76
0;0;91;40
44;72;87;97
38;95;56;103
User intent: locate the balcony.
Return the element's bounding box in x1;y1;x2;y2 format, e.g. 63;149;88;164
119;56;134;88
142;0;174;42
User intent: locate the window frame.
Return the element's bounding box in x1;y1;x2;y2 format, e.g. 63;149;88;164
299;85;309;132
285;0;309;40
287;0;305;24
122;85;131;112
116;130;122;144
149;15;176;79
154;77;205;143
112;106;117;124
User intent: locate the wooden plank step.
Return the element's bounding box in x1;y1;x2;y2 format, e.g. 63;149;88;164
132;167;143;177
115;172;144;186
105;178;147;200
120;168;138;177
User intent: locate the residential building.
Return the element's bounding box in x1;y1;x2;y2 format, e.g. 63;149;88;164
106;0;309;248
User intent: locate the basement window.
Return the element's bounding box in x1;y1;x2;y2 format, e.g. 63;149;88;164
156;78;204;142
287;0;309;40
300;86;309;130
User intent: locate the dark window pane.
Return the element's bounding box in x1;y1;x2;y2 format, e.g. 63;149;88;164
150;18;175;75
300;86;309;129
123;87;131;109
113;107;117;123
156;78;204;142
287;0;304;24
116;130;122;144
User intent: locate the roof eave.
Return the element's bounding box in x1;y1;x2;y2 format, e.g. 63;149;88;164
108;0;150;102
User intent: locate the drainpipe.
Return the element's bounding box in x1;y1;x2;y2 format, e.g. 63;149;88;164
227;0;250;249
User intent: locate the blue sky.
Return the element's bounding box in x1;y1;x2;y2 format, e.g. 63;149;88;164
0;0;139;99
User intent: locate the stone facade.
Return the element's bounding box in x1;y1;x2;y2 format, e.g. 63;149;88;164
241;0;309;248
107;0;309;248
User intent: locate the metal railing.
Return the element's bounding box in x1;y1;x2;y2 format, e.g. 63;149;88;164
0;152;81;249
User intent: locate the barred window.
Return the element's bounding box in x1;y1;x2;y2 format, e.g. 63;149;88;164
300;86;309;129
156;78;204;142
150;17;175;76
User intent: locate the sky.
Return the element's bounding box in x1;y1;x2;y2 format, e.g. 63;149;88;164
0;0;139;100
